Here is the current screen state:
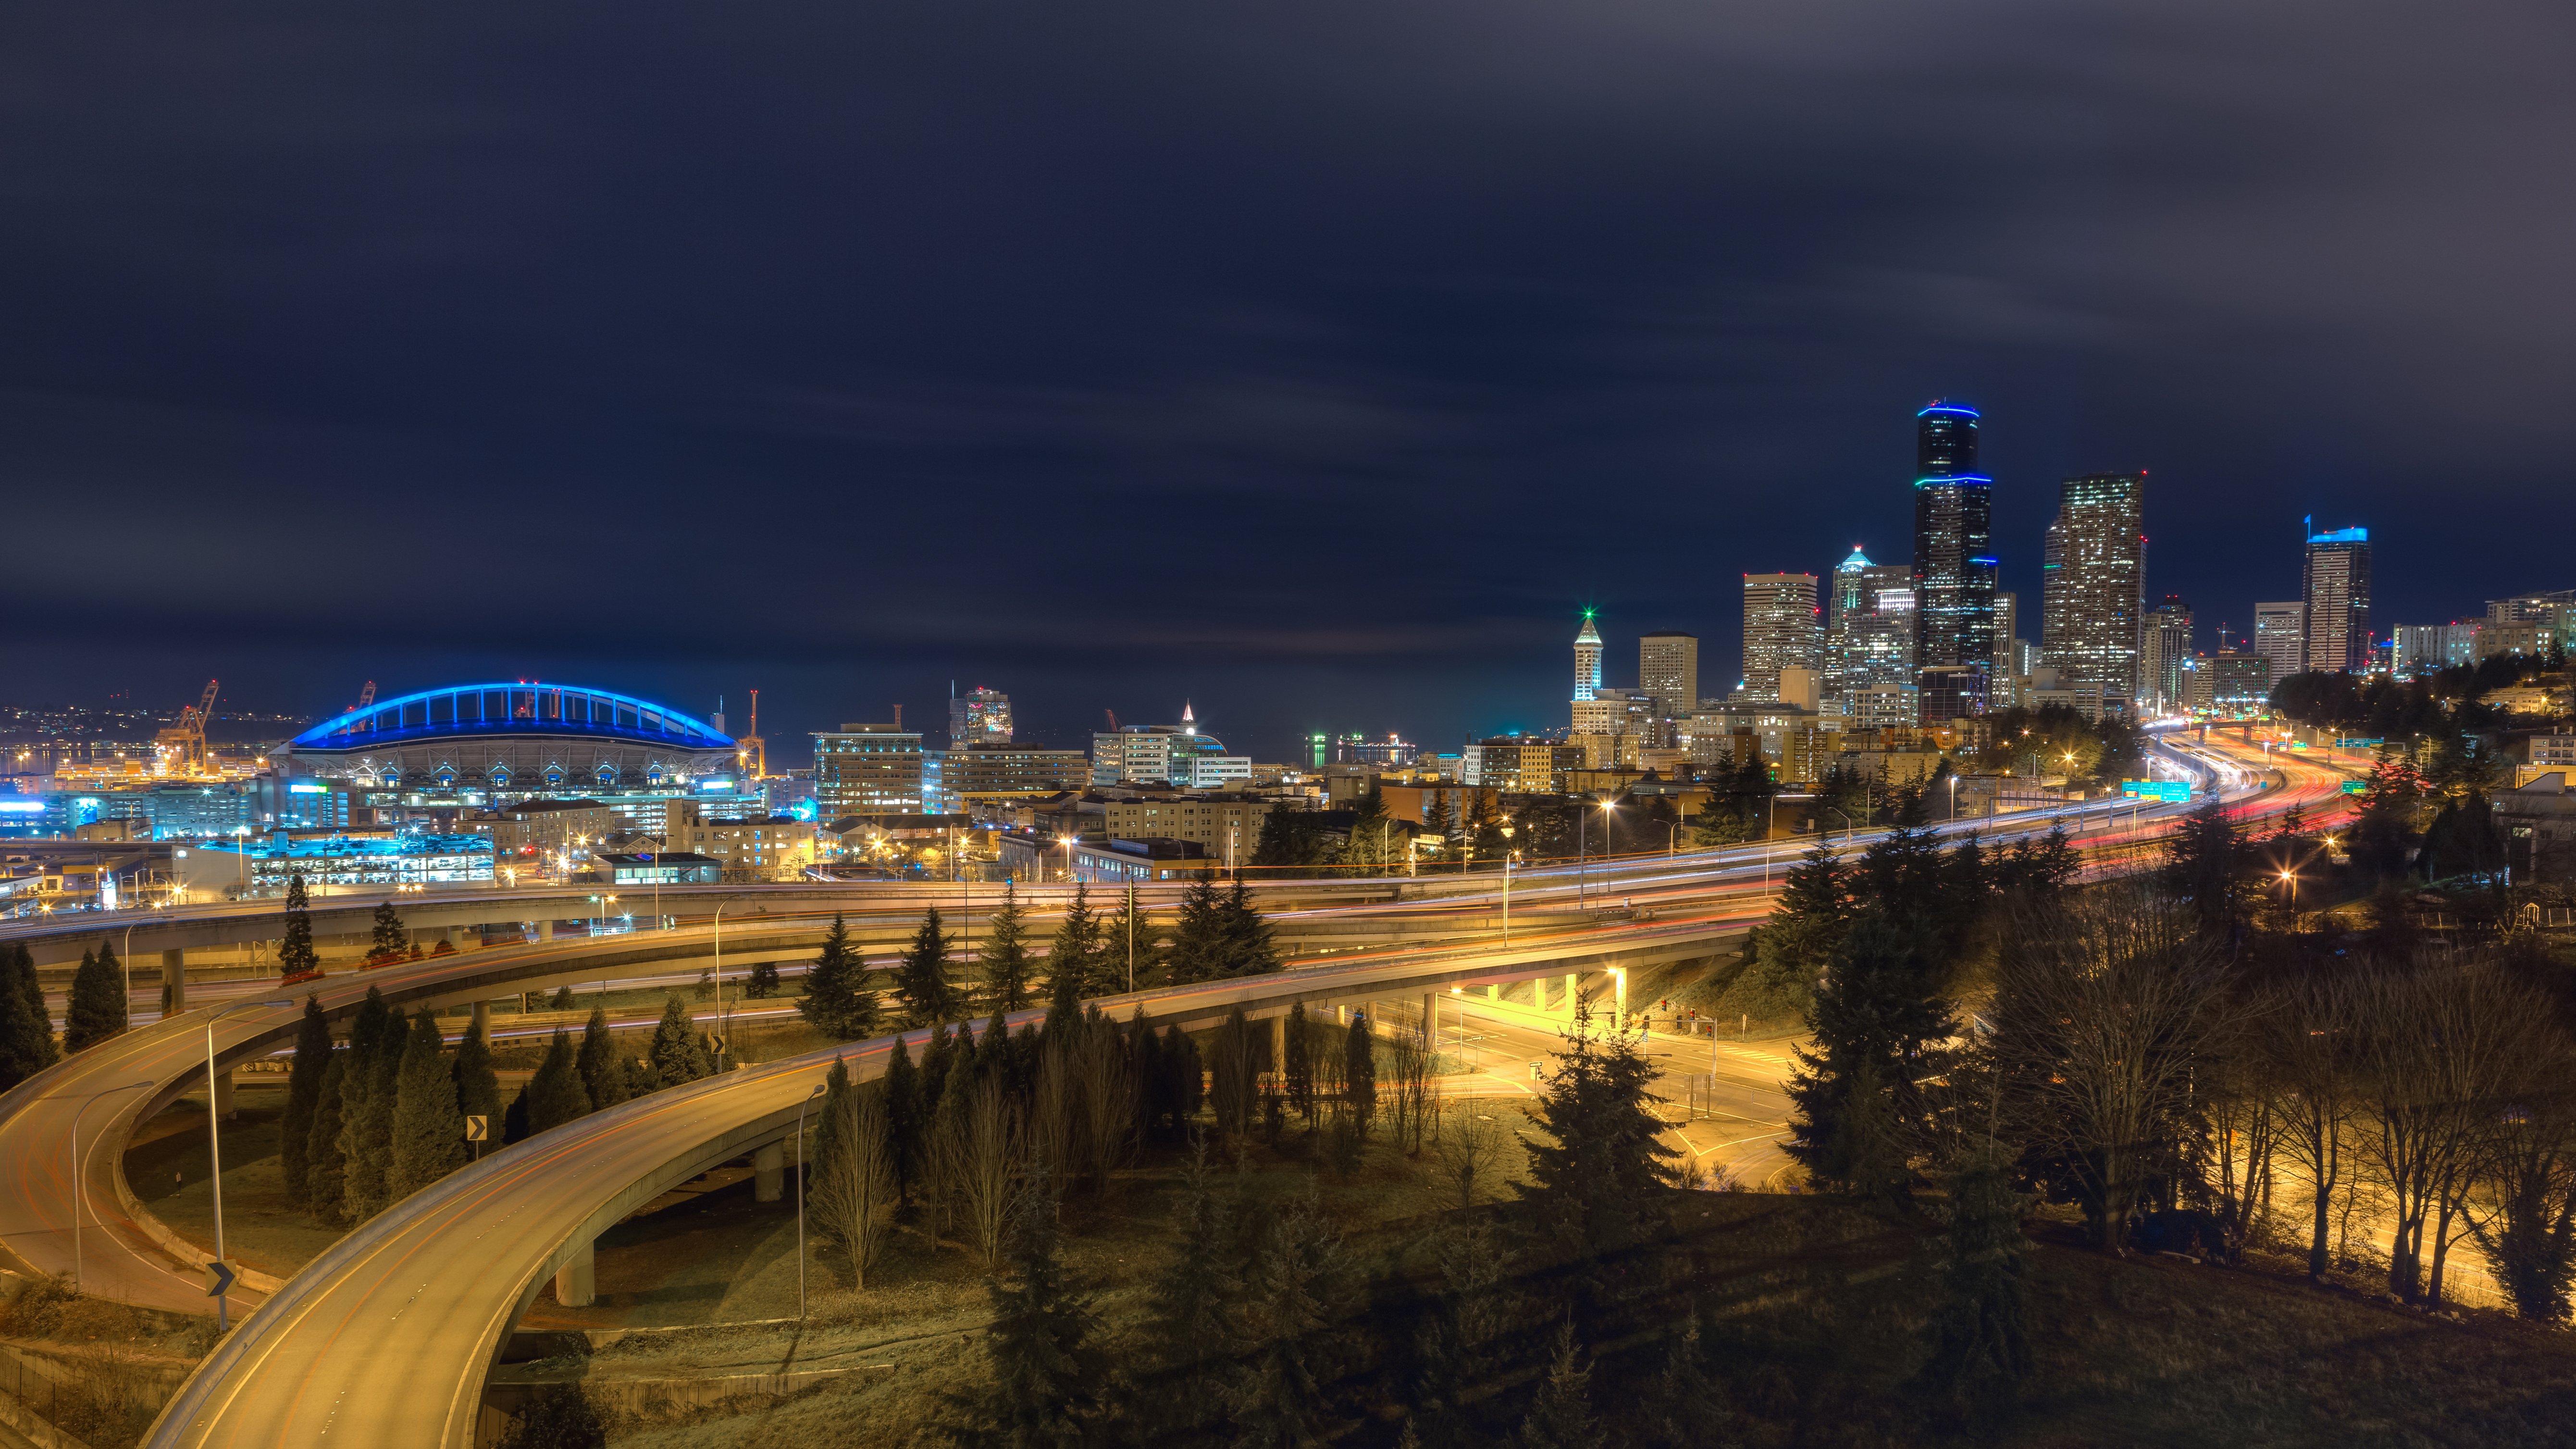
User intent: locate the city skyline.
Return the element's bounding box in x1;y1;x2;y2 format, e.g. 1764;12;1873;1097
1;3;2567;757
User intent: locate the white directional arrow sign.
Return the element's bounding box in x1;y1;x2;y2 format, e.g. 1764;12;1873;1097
205;1259;236;1300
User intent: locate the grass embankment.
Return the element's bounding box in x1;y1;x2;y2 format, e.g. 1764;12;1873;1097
528;1134;2576;1449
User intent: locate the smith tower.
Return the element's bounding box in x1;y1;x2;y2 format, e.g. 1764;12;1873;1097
1572;610;1603;701
1910;401;1997;722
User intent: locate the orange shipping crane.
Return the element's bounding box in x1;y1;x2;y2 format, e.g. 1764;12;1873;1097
155;678;219;773
353;680;376;712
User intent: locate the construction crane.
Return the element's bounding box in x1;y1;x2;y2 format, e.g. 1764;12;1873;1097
1104;708;1119;732
155;678;218;774
737;688;767;778
353;680;377;712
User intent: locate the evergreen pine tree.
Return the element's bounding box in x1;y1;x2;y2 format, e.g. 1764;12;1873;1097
745;955;780;999
898;906;963;1026
349;1003;409;1218
453;1019;502;1146
1513;1004;1678;1315
1344;1012;1377;1139
1166;1023;1204;1123
1102;886;1156;993
799;913;866;1039
502;1083;531;1145
277;873;320;979
1921;1136;2033;1412
305;1051;350;1226
1283;1002;1315;1122
1634;1305;1737;1449
527;1028;593;1132
1141;1137;1241;1431
1423;790;1458;870
982;883;1034;1012
884;1035;924;1204
576;1008;630;1109
1219;880;1282;978
389;1012;465;1199
1784;909;1954;1200
1412;1217;1511;1442
64;944;129;1052
953;1171;1097;1446
1046;886;1103;1002
808;1057;854;1242
1232;1193;1348;1447
648;996;711;1087
0;942;56;1088
1338;781;1401;874
2162;796;2251;936
1164;878;1227;983
1465;789;1508;869
929;1039;977;1242
332;992;394;1218
369;899;406;962
279;996;331;1205
1515;1321;1605;1449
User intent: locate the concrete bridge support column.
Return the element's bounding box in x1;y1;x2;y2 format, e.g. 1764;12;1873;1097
1484;983;1499;1003
472;1000;492;1037
755;1143;784;1203
161;949;186;1015
1563;973;1578;1018
537;921;555;943
212;1066;235;1119
1269;1015;1286;1077
554;1240;595;1307
1531;976;1548;1014
1422;992;1436;1046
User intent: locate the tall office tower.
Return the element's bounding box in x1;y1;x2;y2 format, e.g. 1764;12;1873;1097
2038;472;2147;710
1573;610;1603;702
1911;401;1998;721
1991;591;2021;708
947;684;1014;746
1638;632;1699;720
1739;572;1822;703
2141;596;2194;715
1826;547;1916;712
2301;523;2372;674
2254;601;2307;684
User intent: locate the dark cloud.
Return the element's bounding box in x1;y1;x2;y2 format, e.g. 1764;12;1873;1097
1;0;2568;756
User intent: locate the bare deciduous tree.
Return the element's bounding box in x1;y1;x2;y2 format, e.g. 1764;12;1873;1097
2349;961;2557;1305
1986;884;2236;1252
1437;1099;1509;1210
811;1086;896;1290
2256;975;2361;1279
956;1077;1025;1272
1386;1019;1435;1157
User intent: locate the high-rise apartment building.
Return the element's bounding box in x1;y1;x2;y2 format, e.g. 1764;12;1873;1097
1911;401;1997;721
1572;611;1603;702
2038;472;2146;711
2301;523;2372;675
2141;596;2193;715
947;685;1013;746
1739;573;1821;703
1826;548;1915;713
2253;601;2307;685
2392;622;2478;677
1637;632;1699;721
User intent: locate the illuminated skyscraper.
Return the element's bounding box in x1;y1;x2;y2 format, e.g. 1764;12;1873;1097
1825;547;1915;713
2039;472;2146;710
1638;632;1699;719
947;684;1013;746
1740;573;1821;703
2302;522;2372;675
2142;596;2194;715
1911;401;1998;721
2253;600;2307;684
1573;611;1603;701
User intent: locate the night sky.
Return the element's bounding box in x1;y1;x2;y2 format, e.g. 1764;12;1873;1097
4;2;2568;763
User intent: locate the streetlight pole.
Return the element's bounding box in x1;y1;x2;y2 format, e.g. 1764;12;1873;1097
203;997;291;1330
796;1080;824;1320
56;1080;153;1293
713;902;732;1071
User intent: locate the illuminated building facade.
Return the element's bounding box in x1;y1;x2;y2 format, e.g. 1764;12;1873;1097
1825;548;1914;713
2301;523;2373;674
1573;612;1603;702
1739;573;1821;702
813;723;926;816
1911;402;1997;721
2039;471;2146;713
948;685;1014;746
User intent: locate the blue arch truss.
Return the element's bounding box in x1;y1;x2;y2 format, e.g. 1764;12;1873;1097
287;684;736;753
